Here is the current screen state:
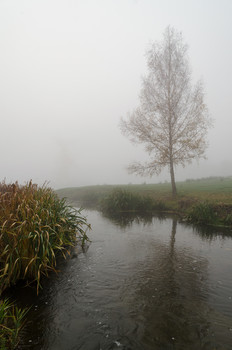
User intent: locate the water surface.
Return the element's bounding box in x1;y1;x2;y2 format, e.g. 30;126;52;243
12;210;232;349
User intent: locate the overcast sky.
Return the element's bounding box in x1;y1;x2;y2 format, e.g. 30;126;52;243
0;0;232;189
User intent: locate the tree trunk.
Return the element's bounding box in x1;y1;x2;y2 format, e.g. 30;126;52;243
170;160;177;197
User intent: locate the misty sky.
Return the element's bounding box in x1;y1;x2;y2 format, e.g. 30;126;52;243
1;0;232;189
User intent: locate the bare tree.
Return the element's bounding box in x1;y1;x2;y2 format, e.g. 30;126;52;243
120;26;212;197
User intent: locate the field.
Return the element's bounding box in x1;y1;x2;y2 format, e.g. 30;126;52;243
56;176;232;208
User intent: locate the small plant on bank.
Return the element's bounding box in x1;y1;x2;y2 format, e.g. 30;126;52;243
0;299;28;349
0;181;90;294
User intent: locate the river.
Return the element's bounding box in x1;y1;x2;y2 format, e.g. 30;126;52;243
10;209;232;349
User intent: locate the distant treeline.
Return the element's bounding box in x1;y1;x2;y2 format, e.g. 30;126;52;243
183;176;232;183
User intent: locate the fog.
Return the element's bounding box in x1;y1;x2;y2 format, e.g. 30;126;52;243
1;0;232;189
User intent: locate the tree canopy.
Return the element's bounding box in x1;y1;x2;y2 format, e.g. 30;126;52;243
120;26;212;196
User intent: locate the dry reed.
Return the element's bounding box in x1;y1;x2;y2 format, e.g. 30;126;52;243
0;181;90;294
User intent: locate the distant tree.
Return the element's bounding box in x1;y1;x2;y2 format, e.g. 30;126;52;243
120;26;212;197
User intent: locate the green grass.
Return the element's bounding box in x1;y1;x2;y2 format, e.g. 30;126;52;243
176;176;232;202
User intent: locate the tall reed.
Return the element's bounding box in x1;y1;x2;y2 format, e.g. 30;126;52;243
0;181;90;294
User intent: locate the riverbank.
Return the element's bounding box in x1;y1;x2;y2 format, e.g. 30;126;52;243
56;176;232;229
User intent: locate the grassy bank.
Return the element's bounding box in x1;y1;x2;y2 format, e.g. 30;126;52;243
56;176;232;228
56;176;232;206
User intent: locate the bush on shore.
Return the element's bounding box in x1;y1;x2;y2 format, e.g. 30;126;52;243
187;202;217;225
100;188;167;215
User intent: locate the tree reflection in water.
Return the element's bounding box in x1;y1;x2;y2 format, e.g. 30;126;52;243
102;211;167;228
112;213;227;350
